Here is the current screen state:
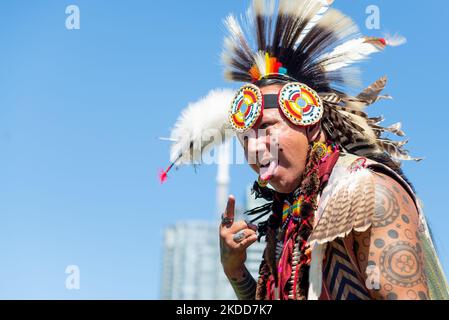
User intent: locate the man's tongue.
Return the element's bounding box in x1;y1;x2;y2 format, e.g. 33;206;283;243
259;161;277;182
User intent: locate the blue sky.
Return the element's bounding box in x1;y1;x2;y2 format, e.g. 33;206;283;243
0;0;448;299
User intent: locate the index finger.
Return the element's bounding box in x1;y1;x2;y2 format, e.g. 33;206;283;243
224;195;235;220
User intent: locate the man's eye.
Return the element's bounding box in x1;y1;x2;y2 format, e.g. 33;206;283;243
259;123;271;129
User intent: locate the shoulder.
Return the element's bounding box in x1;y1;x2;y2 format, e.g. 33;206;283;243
370;171;420;229
309;154;419;246
351;172;429;299
353;171;422;266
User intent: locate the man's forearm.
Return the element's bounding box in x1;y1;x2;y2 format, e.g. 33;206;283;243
225;266;257;300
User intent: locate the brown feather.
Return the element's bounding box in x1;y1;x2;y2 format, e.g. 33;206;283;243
356;76;388;106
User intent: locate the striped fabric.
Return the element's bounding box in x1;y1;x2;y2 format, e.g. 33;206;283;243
322;239;371;300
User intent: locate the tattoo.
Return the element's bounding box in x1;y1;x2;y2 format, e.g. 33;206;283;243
404;229;414;240
402;195;409;204
401;214;410;224
386;292;398;300
418;291;428;300
415;242;422;254
374;239;385;249
407;289;418;300
383;283;393;291
352;174;430;300
229;268;256;300
367;260;377;267
387;230;399;239
372;184;400;227
379;241;423;288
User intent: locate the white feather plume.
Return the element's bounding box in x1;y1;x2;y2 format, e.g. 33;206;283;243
321;33;407;72
321;37;379;72
253;51;267;78
384;33;407;46
297;0;335;44
169;88;236;166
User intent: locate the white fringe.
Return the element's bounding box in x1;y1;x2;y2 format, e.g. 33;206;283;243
308;243;326;300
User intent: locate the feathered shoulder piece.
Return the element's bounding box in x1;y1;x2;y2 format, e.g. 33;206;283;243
308;152;415;247
308;153;376;247
222;0;419;166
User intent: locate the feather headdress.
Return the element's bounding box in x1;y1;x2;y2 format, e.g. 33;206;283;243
222;0;420;170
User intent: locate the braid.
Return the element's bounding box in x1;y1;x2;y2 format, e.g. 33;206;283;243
291;143;322;299
256;258;269;300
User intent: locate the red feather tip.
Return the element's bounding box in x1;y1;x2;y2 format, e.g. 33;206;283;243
158;168;168;184
158;159;177;184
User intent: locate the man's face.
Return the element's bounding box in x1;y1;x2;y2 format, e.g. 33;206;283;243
237;84;310;194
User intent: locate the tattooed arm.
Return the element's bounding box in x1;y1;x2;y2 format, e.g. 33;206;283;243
224;265;257;300
353;172;429;300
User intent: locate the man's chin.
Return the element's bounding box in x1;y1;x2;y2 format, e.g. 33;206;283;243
269;176;299;194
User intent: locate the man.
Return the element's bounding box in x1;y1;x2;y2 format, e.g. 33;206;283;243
219;82;443;300
162;0;449;300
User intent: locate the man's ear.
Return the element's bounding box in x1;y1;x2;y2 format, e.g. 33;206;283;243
306;122;322;143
